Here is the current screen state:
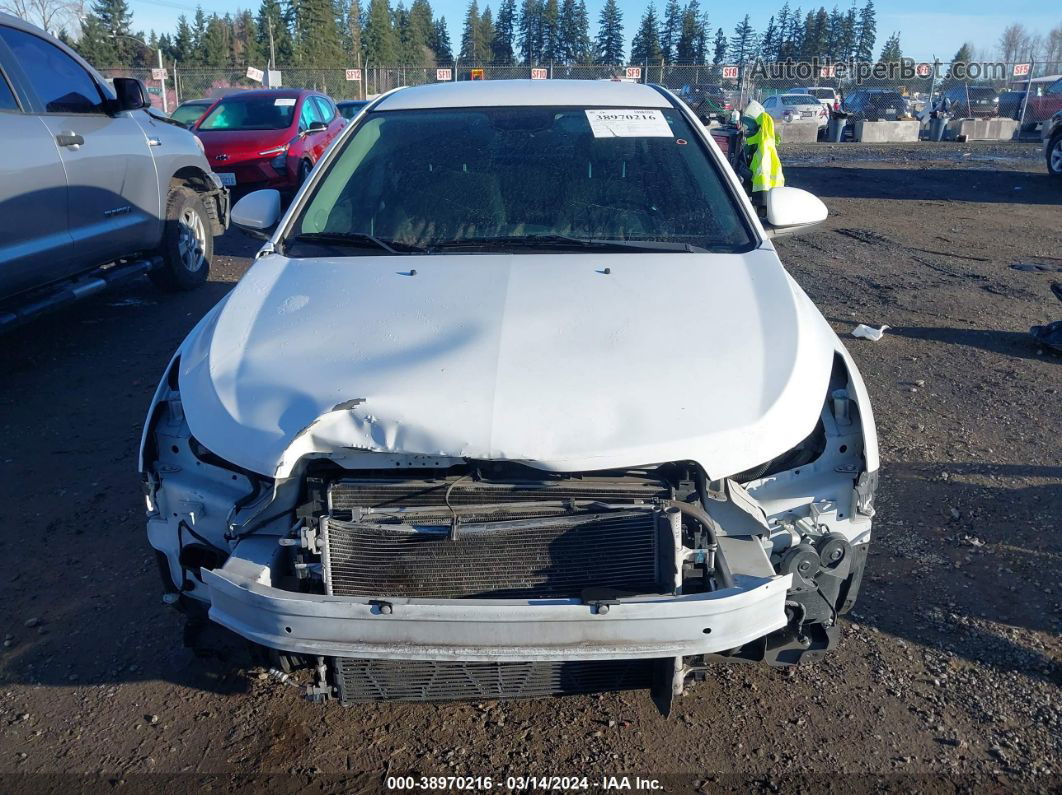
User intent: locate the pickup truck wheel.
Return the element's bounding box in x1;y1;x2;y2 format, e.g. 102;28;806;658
151;187;212;291
1048;133;1062;178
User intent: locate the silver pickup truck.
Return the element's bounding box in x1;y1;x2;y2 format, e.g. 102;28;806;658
0;13;228;328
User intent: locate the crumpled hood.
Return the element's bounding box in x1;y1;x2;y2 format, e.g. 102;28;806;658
178;250;838;479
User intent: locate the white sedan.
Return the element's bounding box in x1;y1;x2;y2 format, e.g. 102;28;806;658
763;93;830;128
140;79;878;711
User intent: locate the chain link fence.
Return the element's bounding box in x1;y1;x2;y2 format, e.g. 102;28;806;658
103;59;1061;136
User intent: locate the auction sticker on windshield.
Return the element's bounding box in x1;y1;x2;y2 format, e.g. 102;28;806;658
585;109;672;138
275;98;296;106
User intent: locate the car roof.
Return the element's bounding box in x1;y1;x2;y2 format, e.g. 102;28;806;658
215;88;311;100
375;79;672;111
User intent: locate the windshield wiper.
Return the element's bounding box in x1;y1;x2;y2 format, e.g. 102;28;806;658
429;234;701;253
289;232;426;254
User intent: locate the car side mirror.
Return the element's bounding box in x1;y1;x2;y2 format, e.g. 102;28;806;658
306;120;328;134
764;186;828;238
111;77;152;112
231;189;282;240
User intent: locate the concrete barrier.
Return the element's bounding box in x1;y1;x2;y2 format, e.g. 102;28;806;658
946;118;1019;141
777;120;821;143
853;120;920;142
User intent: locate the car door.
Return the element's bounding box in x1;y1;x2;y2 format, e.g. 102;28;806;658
311;96;343;156
0;30;74;300
0;25;161;271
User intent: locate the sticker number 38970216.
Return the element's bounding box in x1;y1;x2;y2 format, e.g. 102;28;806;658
585;109;673;138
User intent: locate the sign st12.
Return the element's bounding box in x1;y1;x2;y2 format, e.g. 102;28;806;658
345;69;362;81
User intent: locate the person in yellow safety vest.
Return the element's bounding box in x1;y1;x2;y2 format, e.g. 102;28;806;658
741;100;785;201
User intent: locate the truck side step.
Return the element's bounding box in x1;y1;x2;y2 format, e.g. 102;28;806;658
0;256;161;333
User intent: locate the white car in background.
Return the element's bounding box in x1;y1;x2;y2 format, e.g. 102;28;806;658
763;93;830;128
791;86;841;113
140;79;878;712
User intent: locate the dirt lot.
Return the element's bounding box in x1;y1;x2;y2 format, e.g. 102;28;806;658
0;142;1059;792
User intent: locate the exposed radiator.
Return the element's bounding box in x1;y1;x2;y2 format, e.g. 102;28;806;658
334;658;655;704
322;476;671;599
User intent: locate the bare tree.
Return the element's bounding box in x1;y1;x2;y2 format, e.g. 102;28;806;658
998;23;1028;63
1;0;82;35
1046;25;1062;64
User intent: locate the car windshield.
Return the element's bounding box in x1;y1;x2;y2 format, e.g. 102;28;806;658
808;89;835;99
781;96;821;106
198;95;296;131
288;105;752;255
171;102;210;125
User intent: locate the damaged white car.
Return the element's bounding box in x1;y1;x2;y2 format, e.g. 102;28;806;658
140;79;877;712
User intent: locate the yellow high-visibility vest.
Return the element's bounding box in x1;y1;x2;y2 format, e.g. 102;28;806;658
745;112;784;193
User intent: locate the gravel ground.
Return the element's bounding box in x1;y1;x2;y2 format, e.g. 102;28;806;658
0;141;1059;793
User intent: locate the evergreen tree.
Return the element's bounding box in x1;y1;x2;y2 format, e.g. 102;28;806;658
77;0;135;65
492;0;516;63
674;0;702;64
233;10;262;67
540;0;559;62
459;0;485;62
364;0;398;64
430;16;453;60
782;5;803;59
479;6;496;61
944;42;972;84
157;32;174;62
837;4;857;61
295;0;344;66
707;26;723;64
73;13;112;67
758;15;776;60
878;30;901;62
347;0;364;64
256;0;294;67
517;0;542;63
407;0;435;65
658;0;681;62
393;1;411;63
559;0;590;63
201;14;229;67
854;0;875;61
825;5;842;60
727;14;756;63
695;9;709;63
192;5;208;51
593;0;623;64
800;7;828;59
771;2;790;60
172;14;194;63
630;3;661;63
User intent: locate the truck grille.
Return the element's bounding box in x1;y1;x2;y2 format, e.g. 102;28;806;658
322;476;670;599
334;658;654;703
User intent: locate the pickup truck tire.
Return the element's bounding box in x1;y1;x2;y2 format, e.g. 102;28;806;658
1048;133;1062;179
151;186;212;291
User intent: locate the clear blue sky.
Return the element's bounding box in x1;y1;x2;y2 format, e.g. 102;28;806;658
126;0;1057;61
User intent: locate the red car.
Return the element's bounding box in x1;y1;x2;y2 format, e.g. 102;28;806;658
192;89;345;193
